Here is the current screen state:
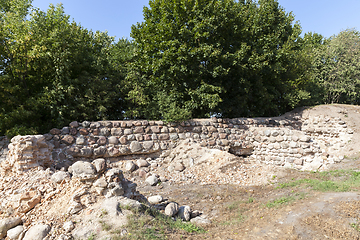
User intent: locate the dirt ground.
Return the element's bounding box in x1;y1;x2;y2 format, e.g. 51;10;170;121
134;104;360;240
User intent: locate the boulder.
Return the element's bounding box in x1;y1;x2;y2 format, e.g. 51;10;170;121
63;221;75;233
125;161;136;172
165;202;179;217
51;171;70;184
136;159;150;167
145;175;158;186
23;224;51;240
7;225;24;240
178;206;191;221
92;158;106;173
190;216;212;226
0;217;22;238
69;161;97;180
148;195;163;205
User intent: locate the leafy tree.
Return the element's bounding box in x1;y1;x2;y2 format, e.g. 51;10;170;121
285;32;326;108
0;1;129;136
312;29;360;104
127;0;306;121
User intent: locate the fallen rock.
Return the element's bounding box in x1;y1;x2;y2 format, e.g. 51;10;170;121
23;224;51;240
67;201;83;215
174;162;185;172
107;182;124;197
69;161;97;180
165;202;179;217
63;221;75;233
93;177;108;188
118;197;143;211
92;158;106;173
7;225;24;240
148;195;163;205
0;217;22;238
190;216;212;225
136;159;149;167
51;171;70;184
105;168;124;182
178;205;191;221
125;161;136;172
18;195;41;213
145;175;158;186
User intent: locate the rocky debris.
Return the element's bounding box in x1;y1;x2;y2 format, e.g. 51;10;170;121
137;159;150;167
0;105;359;239
68;161;97;180
125;161;136;172
18;194;41;213
145;175;159;186
23;224;51;240
0;159;210;240
148;195;163;205
118;197;144;211
7;225;24;239
3;135;53;172
178;205;192;221
0;217;22;238
165;202;179;217
51;171;70;183
63;221;75;233
190;216;212;225
91;158;106;173
68;201;83;215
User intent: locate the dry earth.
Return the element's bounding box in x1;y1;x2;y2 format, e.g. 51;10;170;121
1;104;360;240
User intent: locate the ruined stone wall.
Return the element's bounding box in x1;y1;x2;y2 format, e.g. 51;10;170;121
2;114;354;172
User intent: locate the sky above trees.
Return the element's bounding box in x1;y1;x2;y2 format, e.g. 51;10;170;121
31;0;360;39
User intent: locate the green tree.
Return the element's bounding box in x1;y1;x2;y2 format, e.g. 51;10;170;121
313;29;360;104
0;1;129;136
127;0;306;121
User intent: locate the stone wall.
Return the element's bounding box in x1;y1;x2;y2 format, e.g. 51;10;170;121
2;114;354;172
3;135;53;171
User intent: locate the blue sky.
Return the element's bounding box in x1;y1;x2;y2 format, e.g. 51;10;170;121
31;0;360;40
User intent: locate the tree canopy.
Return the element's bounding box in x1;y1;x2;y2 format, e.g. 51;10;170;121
0;0;131;136
0;0;359;137
126;0;307;121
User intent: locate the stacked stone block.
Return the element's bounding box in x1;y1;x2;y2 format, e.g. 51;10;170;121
5;135;53;171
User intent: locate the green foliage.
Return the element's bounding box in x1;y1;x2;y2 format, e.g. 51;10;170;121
312;29;360;104
277;170;360;192
0;1;131;137
127;0;305;121
124;206;205;240
265;192;306;208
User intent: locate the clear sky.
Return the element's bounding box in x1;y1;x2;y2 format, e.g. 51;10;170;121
31;0;360;40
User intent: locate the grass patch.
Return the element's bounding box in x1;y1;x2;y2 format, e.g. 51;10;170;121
99;220;112;231
351;222;360;232
123;206;206;240
87;233;96;240
226;197;255;211
266;192;307;208
278;170;360;192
